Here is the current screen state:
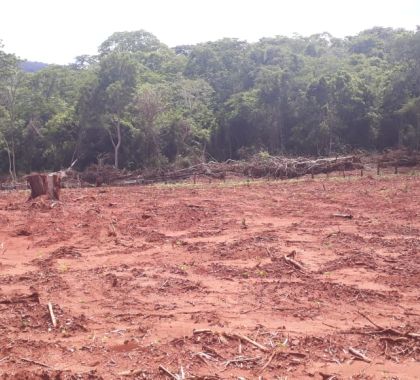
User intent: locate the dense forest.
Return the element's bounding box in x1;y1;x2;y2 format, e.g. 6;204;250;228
1;27;420;177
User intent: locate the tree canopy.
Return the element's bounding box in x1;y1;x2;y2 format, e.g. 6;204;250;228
1;28;420;175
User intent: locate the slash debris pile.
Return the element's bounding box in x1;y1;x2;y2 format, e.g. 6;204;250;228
110;154;362;185
8;151;416;190
375;149;420;168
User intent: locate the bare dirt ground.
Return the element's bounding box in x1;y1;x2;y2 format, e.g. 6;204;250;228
0;171;419;379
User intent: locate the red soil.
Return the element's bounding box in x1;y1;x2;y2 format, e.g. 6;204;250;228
0;172;419;379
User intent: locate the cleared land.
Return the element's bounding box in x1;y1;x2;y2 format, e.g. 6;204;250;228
0;172;419;379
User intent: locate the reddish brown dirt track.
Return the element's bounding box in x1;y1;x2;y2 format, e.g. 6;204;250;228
0;172;419;379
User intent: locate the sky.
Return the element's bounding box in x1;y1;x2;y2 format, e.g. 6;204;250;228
1;0;419;64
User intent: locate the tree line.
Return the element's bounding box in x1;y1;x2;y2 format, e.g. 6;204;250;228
1;27;420;176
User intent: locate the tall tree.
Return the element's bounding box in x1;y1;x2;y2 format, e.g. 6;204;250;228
80;52;139;168
0;44;24;180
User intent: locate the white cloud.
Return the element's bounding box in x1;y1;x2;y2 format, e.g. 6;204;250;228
0;0;418;63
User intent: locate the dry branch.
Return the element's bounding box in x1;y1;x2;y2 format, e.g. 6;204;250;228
158;365;177;379
223;356;262;367
193;329;213;334
407;332;420;339
193;329;269;352
260;351;277;372
20;357;52;368
48;302;57;328
283;251;305;271
357;311;419;340
333;213;353;219
357;311;384;330
230;333;269;352
348;347;371;363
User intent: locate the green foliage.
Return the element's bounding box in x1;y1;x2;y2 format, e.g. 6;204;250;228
1;27;420;176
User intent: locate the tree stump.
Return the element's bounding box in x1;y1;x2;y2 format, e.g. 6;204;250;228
26;173;61;200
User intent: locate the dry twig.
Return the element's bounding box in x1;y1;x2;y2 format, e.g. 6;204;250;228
48;302;57;328
260;351;276;372
283;251;305;271
348;347;371;363
357;310;383;330
193;329;269;352
231;333;269;352
20;357;52;368
332;213;353;219
159;365;178;379
223;356;262;367
357;311;419;340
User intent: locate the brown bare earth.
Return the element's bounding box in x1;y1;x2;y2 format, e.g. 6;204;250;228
0;171;419;379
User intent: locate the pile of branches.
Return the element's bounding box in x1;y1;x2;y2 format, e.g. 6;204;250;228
377;149;420;168
240;154;362;178
64;164;129;187
119;154;362;184
0;177;27;191
0;154;363;192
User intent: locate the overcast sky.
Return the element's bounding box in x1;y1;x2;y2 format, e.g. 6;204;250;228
1;0;419;64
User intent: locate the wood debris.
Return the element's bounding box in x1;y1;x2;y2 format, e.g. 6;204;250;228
348;347;371;362
332;213;353;219
48;301;57;328
20;357;52;368
283;251;305;271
